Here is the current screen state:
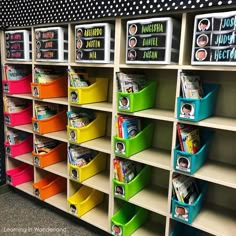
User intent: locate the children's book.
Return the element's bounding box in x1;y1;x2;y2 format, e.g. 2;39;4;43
180;72;204;99
176;124;201;154
172;174;199;204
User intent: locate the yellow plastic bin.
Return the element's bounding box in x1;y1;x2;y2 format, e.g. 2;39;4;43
68;185;104;217
69;152;107;182
69;77;109;104
67;112;107;144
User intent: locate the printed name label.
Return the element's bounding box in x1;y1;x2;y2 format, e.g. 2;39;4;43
36;40;58;50
36;50;58;60
6;50;25;59
76;26;105;38
6;32;24;41
35;30;58;40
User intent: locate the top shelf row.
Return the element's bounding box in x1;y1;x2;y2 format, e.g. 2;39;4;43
4;10;236;67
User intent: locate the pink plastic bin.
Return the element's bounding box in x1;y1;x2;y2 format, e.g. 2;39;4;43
5;135;33;158
4;105;32;126
6;163;34;186
2;74;32;94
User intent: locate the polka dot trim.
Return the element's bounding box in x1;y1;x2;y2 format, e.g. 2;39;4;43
1;0;236;27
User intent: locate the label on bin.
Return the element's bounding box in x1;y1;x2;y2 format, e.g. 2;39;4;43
69;130;77;142
3;83;9;93
174;205;189;222
118;96;130;111
180;102;195;120
111;224;122;236
69;204;77;215
114;184;125;198
176;155;191;173
70;90;79;103
4;115;10;125
34;156;40;166
32;86;40;97
34;188;40;198
70;168;79;180
5;146;11;156
33;121;39;133
114;141;126;155
7;175;12;184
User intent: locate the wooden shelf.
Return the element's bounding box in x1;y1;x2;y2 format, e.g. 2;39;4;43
43;161;68;178
182;65;236;72
15;181;34;196
129;185;169;217
7;124;33;133
180;116;236;132
119;63;180;70
82;171;110;194
70;62;114;68
192;203;236;236
192;161;236;189
80;202;109;233
120;109;175;122
33;62;69;66
5;93;33;100
129;147;171;170
79;137;111;154
132;220;165;236
13;153;33;165
73;102;113;113
34;97;68;106
5;61;32;65
44;191;68;212
43;130;68;142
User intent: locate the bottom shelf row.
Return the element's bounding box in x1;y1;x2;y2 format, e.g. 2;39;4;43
6;162;236;236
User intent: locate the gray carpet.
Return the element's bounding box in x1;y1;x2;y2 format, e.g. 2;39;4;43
0;189;108;236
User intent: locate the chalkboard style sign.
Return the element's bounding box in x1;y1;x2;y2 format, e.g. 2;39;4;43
75;23;114;63
192;11;236;65
35;27;68;62
126;17;181;64
5;30;31;61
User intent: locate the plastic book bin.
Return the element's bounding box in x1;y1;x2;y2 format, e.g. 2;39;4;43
174;130;213;175
69;152;107;182
33;174;67;200
67;112;107;144
32;142;67;168
6;163;34;186
31;77;67;99
113;165;151;201
170;222;201;236
5;135;33;158
2;74;32;94
117;80;157;113
68;185;104;217
111;202;149;236
114;122;154;158
68;77;109;105
177;84;219;122
32;110;67;134
4;105;32;126
171;180;207;224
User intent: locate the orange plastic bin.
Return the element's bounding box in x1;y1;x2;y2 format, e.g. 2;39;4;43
33;174;67;200
31;77;67;99
32;142;67;168
32;110;67;134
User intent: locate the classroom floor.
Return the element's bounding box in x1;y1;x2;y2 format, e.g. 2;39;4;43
0;188;108;236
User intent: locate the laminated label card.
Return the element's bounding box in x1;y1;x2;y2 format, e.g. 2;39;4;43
192;11;236;65
75;23;114;63
126;17;181;64
5;30;31;61
35;27;68;62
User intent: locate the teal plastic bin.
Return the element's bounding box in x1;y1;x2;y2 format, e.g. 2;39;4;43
114;122;154;158
177;84;219;122
117;80;157;113
113;165;151;201
174;129;213;174
171;180;207;224
111;202;149;236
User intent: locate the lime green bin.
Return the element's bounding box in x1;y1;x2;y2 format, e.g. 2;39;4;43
113;165;151;201
117;80;157;113
114;122;154;158
111;202;149;236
